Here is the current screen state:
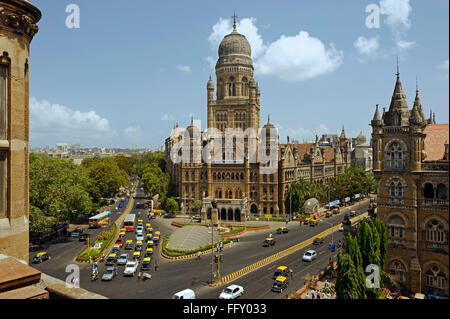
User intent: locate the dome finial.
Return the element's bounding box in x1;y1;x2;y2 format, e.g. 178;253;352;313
232;11;238;31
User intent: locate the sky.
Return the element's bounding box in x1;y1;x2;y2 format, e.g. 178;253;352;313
29;0;449;149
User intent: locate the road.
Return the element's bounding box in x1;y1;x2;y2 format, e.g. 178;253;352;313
31;186;370;299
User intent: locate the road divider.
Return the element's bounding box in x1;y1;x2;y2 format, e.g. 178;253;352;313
216;212;369;287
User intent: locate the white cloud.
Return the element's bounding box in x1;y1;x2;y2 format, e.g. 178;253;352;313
281;124;330;142
380;0;412;35
123;126;142;138
439;59;449;79
396;40;415;50
354;36;380;60
161;113;175;121
30;97;117;146
176;65;191;73
207;18;343;82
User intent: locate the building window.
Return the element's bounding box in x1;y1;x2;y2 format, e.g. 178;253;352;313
424;219;447;244
387;143;406;169
424;183;434;199
0;63;8;139
0;151;6;218
424;265;447;291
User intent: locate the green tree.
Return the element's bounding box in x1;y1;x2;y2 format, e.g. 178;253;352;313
166;197;179;214
345;234;367;299
192;200;203;213
335;253;361;299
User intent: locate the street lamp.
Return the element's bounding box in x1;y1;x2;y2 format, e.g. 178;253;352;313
319;219;335;244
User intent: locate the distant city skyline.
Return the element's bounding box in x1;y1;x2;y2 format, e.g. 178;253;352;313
30;0;449;148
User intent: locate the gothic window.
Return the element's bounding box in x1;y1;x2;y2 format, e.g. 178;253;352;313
437;183;447;200
387;143;406;169
389;260;406;284
242;77;248;96
424;265;447;291
397;183;403;197
387;215;406;241
424;219;447;244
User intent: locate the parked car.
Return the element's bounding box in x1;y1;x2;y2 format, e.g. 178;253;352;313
102;267;118;281
219;285;244;299
117;253;128;265
173;289;195;299
123;261;139;276
333;208;340;214
302;250;317;262
271;276;289;293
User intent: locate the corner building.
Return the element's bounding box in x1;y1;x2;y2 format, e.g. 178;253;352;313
371;69;449;297
165;23;351;220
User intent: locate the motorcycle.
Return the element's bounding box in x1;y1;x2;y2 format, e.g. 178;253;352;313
90;271;98;281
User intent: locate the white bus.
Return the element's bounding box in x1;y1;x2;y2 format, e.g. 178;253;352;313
124;213;136;232
89;212;110;228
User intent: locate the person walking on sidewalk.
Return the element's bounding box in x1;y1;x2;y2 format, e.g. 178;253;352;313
310;289;315;299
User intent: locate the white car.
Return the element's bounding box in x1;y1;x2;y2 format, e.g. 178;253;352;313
219;285;244;299
302;250;317;262
117;253;128;265
123;261;139;276
136;234;144;241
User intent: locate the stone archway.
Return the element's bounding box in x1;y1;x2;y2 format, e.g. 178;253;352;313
235;208;241;222
227;208;234;221
220;208;226;220
251;204;258;216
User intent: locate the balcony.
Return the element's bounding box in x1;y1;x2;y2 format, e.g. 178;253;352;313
422;199;449;208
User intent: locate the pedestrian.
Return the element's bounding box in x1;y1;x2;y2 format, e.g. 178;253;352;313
138;272;141;281
269;233;272;238
310;289;315;299
236;235;239;242
304;292;310;299
220;241;223;252
325;279;329;288
317;290;321;299
216;243;220;252
289;269;293;280
229;240;233;248
154;261;158;271
197;251;201;260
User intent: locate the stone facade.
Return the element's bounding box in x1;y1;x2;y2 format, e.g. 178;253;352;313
0;0;41;262
371;69;449;297
165;23;351;221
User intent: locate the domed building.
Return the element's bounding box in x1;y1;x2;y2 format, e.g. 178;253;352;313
351;131;373;172
165;18;351;221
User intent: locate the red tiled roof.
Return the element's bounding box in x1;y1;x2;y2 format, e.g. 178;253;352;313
424;124;449;161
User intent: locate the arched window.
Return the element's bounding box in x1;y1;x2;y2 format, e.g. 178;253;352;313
397;183;403;197
437;183;447;200
242;77;248;96
424;219;447;243
387;142;406;169
424;183;434;199
424;265;447;291
389;260;407;284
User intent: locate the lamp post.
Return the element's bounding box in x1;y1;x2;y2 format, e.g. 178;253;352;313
320;219;334;244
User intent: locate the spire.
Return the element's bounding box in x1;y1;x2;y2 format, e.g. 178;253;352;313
232;11;238;32
372;104;381;122
389;61;408;111
267;114;271;124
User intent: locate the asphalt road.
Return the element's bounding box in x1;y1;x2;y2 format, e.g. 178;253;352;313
31;187;370;299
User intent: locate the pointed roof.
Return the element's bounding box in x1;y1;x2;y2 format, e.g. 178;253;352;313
372;104;381;121
389;70;409;111
340;125;346;139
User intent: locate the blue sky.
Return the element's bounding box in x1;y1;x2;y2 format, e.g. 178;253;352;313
29;0;449;149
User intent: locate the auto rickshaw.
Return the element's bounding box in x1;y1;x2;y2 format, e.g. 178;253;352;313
144;248;153;258
135;241;143;251
133;251;141;260
32;252;50;263
125;240;133;250
263;238;276;247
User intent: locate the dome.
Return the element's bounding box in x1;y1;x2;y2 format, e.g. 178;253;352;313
218;30;251;58
356;132;367;145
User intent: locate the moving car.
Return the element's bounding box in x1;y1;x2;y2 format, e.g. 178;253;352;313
102;267;118;281
263;238;276;247
147;240;154;248
271;276;289;293
313;236;324;245
173;289;195;299
333;208;340;214
79;233;90;242
310;219;318;227
133;251;141;260
125;240;133;250
304;218;310;225
32;252;50;263
144;248;153;258
338;226;344;232
146;233;153;241
302;250;317;262
325;211;332;218
272;266;289;280
135;241;143;251
349;210;356;217
141;257;151;270
136;234;144;242
277;227;288;234
105;253;117;265
153;236;160;244
117;253;129;265
219;285;244;299
111;244;121;255
123;261;139;276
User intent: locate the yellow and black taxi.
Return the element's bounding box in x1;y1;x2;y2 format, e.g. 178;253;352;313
146;233;153;241
119;231;126;238
277;226;289;234
313;235;324;245
133;251;141;260
304;217;311;225
146;240;154;248
309;219;318;227
111;244;121;255
141;257;152;270
135;241;143;251
349;210;357;217
332;208;340;214
32;252;51;263
106;253;118;265
144;248;153;258
145;223;151;229
125;239;133;250
325;211;333;218
271;276;289;293
263;238;276;247
272;266;289;280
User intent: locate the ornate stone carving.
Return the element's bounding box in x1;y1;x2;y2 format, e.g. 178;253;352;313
0;5;40;40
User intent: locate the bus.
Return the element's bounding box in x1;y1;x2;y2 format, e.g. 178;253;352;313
124;213;136;232
89;212;110;228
